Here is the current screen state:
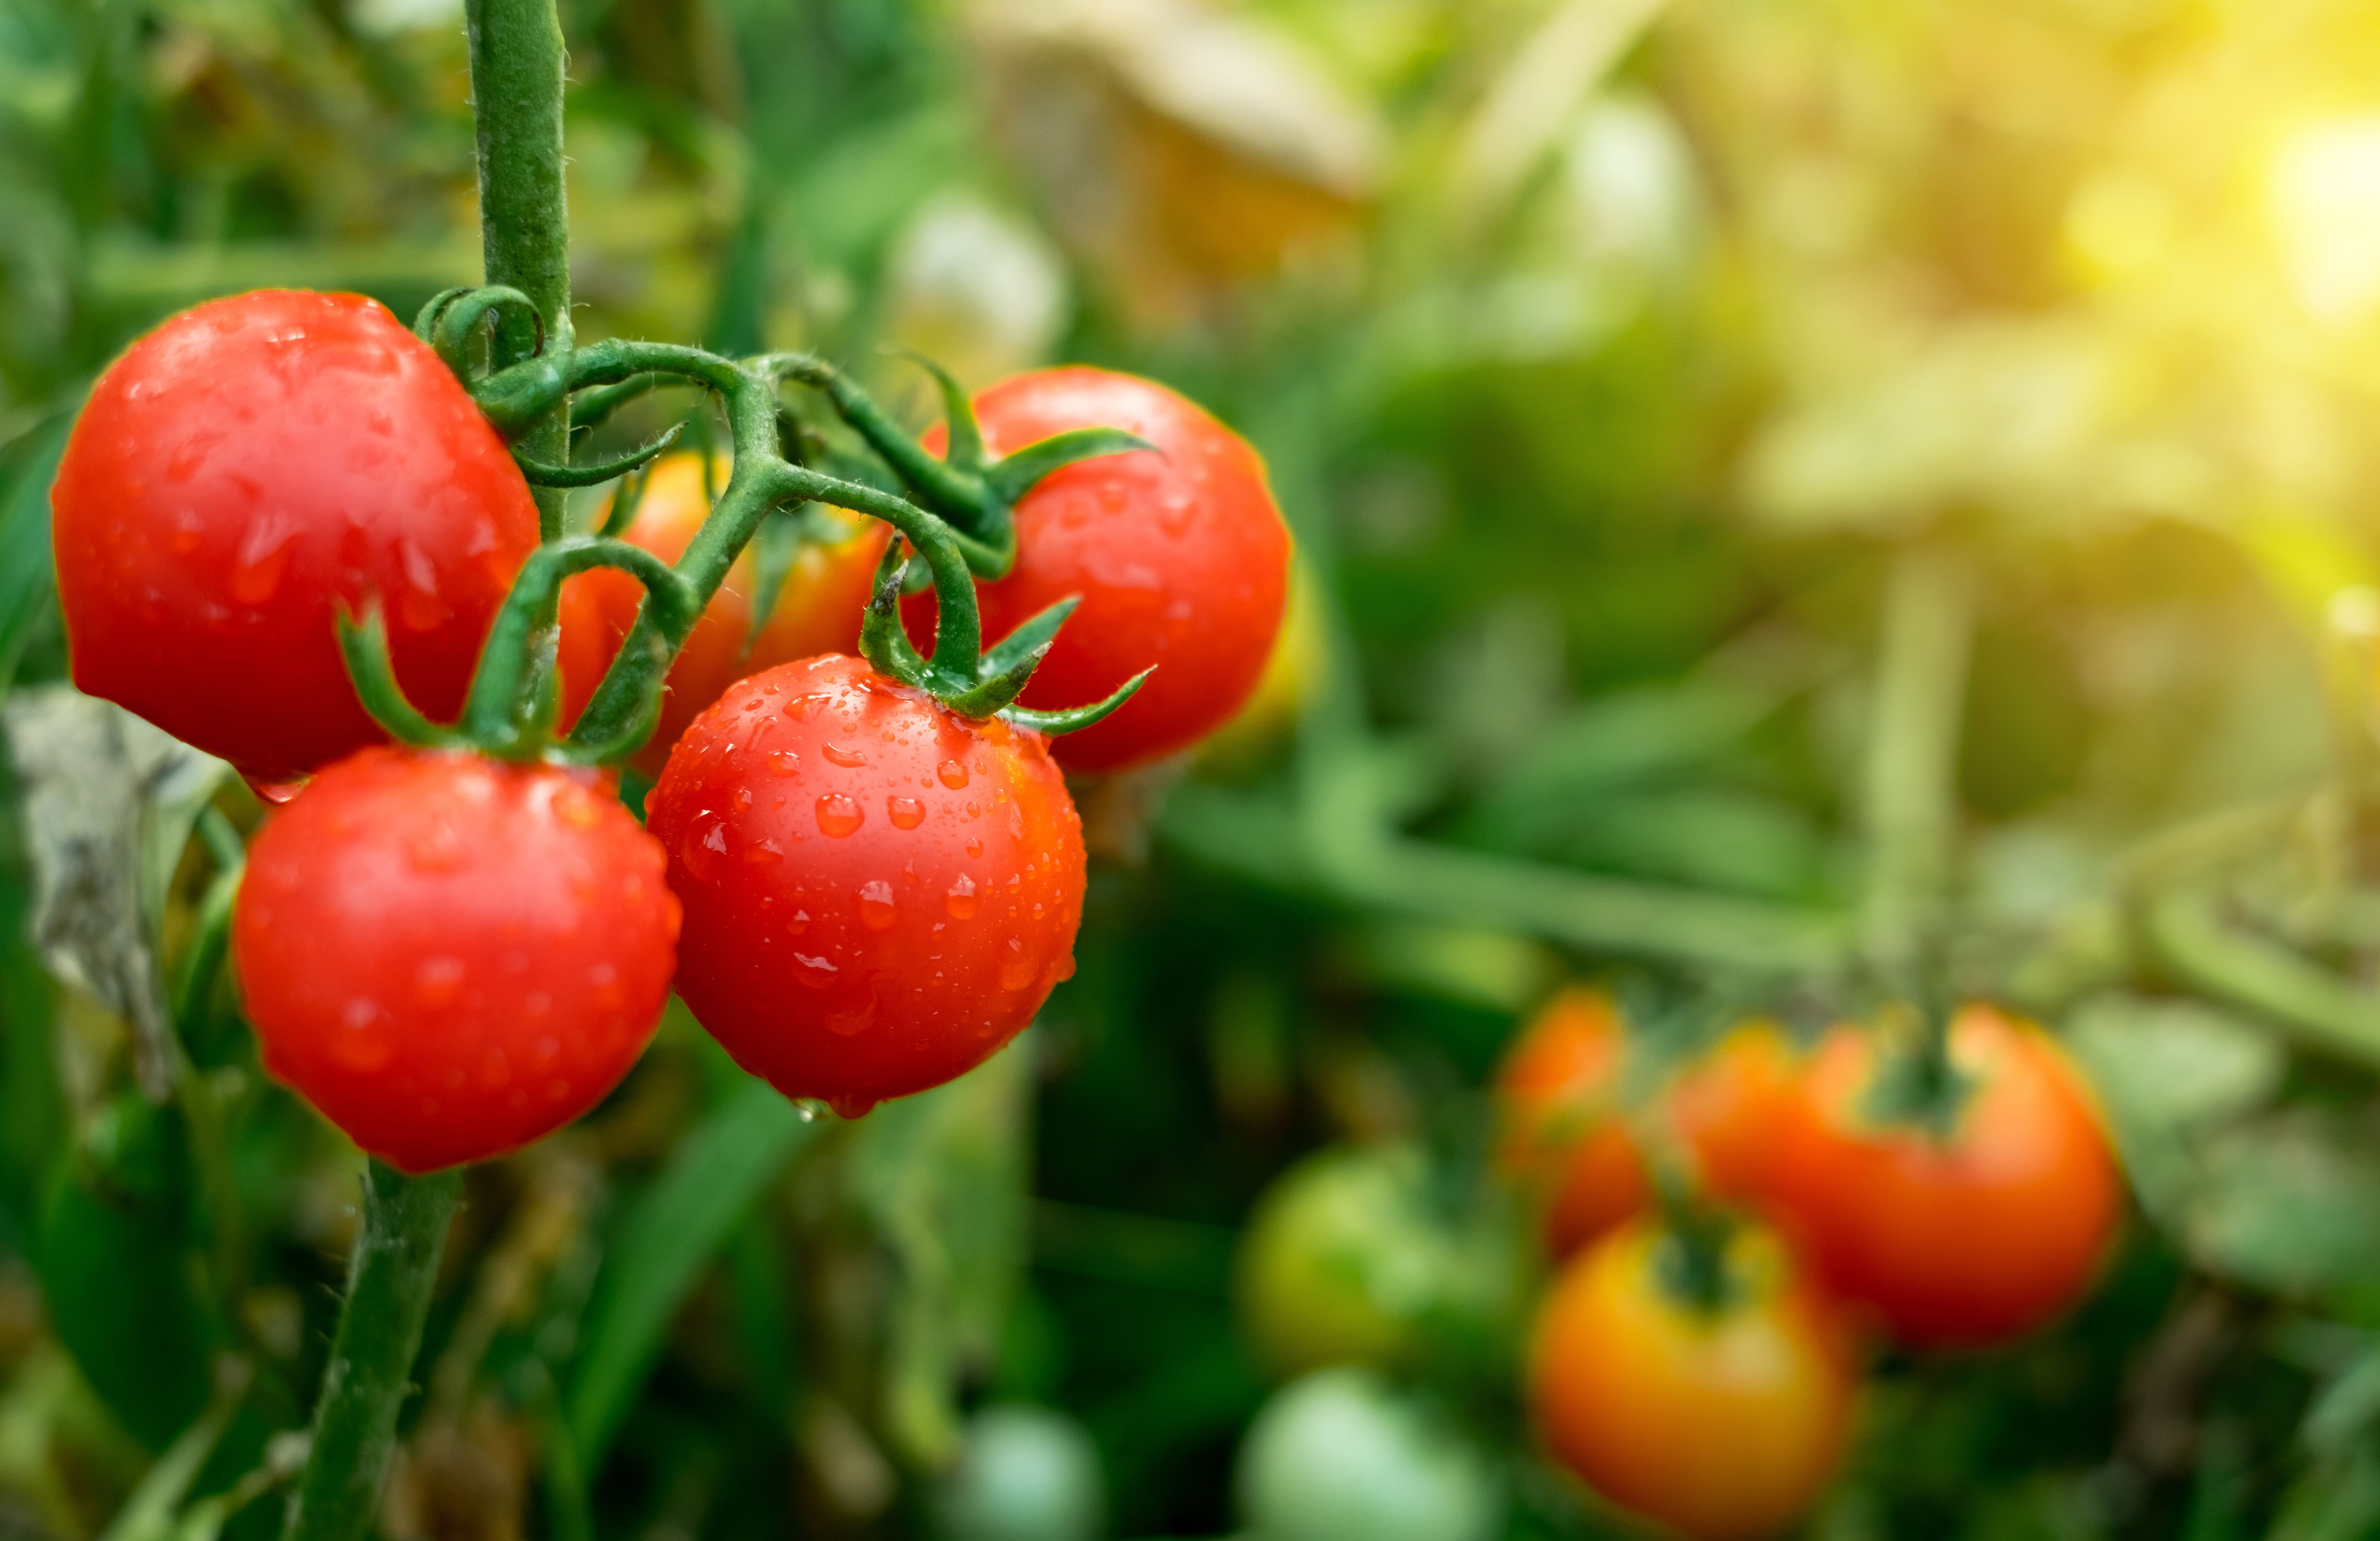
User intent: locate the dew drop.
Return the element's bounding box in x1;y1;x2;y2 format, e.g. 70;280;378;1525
414;956;465;1007
792;952;839;990
815;793;863;838
823;985;878;1036
999;939;1040;992
888;795;924;830
938;759;970;789
245;773;305;806
944;874;978;920
859;880;897;930
732;787;754;811
823;742;868;768
231;518;297;604
786;909;810;936
827;1092;879;1119
1157;486;1197;535
784;693;831;721
744;840;784;865
965;836;985;859
767;749;801;778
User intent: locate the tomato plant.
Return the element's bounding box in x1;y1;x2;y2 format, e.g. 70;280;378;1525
558;453;890;770
646;653;1087;1117
1529;1217;1856;1541
51;289;542;782
231;747;679;1173
1762;1004;2122;1348
901;367;1291;773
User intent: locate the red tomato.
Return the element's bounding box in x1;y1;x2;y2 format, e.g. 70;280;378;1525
232;749;679;1172
558;454;890;771
1496;992;1794;1256
53;290;541;782
1495;988;1649;1256
646;653;1086;1115
1763;1004;2121;1348
903;368;1291;773
1530;1219;1856;1541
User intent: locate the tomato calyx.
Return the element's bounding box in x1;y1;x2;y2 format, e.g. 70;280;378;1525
1851;999;1977;1140
856;539;1152;734
781;353;1159;580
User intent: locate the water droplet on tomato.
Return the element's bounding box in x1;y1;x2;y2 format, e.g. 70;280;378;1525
743;839;784;865
230;518;298;605
823;742;867;768
244;773;305;805
767;749;801;778
792;952;839;990
1157;487;1196;535
859;880;897;929
1042;954;1077;987
784;694;831;721
888;795;924;829
816;793;863;838
414;956;465;1006
944;874;977;919
787;909;810;935
823;985;877;1036
965;836;985;859
999;945;1040;992
827;1092;878;1119
938;759;970;789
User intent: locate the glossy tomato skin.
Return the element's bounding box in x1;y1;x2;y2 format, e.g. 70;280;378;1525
1764;1005;2121;1349
558;454;890;771
903;368;1290;773
54;290;541;781
1530;1220;1856;1541
647;654;1086;1115
232;749;679;1173
1496;992;1794;1257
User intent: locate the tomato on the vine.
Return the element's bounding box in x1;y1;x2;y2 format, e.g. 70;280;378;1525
646;653;1086;1115
1762;1004;2121;1348
1530;1218;1855;1541
53;290;542;782
1496;991;1794;1257
903;368;1291;773
232;748;679;1173
558;453;890;771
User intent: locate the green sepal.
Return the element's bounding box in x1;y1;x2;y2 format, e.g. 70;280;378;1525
890;349;985;470
940;642;1049;719
859;542;937;692
984;427;1157;506
977;595;1079;682
1002;666;1153;737
514;422;684;488
335;602;466;750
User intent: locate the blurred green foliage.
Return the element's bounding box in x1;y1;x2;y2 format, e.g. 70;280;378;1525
19;0;2380;1538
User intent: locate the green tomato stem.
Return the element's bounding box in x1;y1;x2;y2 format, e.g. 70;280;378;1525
464;0;572;543
281;1161;461;1541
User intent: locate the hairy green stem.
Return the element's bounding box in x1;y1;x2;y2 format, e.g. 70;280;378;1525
282;1162;461;1541
465;0;572;539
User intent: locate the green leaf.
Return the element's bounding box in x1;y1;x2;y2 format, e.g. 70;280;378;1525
2184;1110;2380;1297
566;1074;817;1468
38;1093;212;1450
0;412;71;696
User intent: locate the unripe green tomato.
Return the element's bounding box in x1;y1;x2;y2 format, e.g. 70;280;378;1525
1236;1144;1506;1376
1236;1368;1502;1541
930;1404;1105;1541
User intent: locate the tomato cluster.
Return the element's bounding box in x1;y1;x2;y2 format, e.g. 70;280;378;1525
1495;990;2124;1538
53;290;1290;1171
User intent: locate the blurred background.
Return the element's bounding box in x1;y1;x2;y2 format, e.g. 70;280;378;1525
15;0;2380;1537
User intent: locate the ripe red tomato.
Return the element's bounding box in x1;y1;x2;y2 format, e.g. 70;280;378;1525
903;368;1291;773
645;653;1086;1116
53;290;542;782
1495;991;1794;1256
232;749;679;1173
558;454;891;771
1762;1004;2121;1348
1530;1218;1856;1541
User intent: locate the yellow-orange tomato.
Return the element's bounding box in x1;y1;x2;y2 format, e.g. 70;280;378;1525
1529;1219;1856;1541
558;454;890;772
1495;992;1796;1257
1763;1004;2121;1350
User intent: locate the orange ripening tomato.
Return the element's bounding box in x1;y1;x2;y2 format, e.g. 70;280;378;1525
1495;992;1796;1257
558;453;891;773
1495;989;1648;1256
1763;1004;2122;1349
1530;1218;1856;1541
